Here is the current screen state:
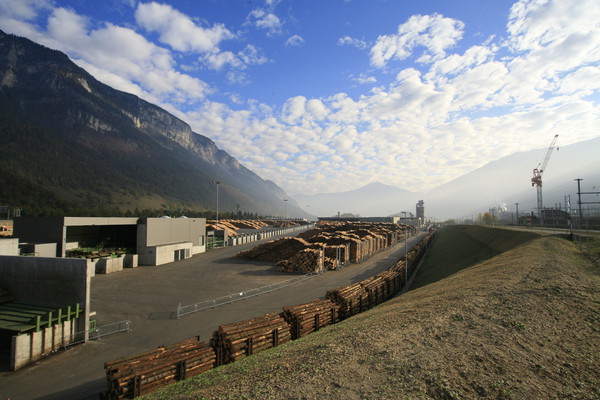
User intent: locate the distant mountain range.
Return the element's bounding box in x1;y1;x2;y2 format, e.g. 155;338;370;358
0;30;306;218
296;136;600;220
294;182;423;218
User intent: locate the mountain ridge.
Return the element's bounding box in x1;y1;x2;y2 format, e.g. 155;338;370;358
0;30;306;218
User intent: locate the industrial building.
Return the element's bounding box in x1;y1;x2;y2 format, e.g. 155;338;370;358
0;216;206;370
12;216;206;265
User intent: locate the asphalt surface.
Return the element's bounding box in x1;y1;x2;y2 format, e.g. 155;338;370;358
0;230;426;400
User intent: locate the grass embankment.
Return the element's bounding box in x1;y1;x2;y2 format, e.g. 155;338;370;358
144;225;600;400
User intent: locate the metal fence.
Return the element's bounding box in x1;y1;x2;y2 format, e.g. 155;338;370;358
65;320;132;347
176;271;322;318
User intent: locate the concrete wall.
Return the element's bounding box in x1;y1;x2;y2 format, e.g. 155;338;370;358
0;256;92;342
11;318;76;371
124;254;138;268
137;218;205;254
138;242;192;266
19;242;57;257
93;256;124;274
0;238;19;256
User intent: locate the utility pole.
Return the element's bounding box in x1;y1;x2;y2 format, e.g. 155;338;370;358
515;203;519;226
575;178;583;230
213;180;222;225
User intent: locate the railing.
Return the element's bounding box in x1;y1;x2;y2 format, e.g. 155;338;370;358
176;271;322;318
65;320;131;347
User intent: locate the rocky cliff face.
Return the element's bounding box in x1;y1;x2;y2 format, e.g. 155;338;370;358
0;30;305;217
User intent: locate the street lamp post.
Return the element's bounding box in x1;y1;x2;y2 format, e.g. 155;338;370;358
283;198;288;219
213;180;221;225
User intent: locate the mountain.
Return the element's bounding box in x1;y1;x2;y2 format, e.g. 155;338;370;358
294;137;600;220
294;182;423;217
425;136;600;220
0;30;307;218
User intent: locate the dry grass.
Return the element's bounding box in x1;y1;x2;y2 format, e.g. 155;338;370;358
143;226;600;400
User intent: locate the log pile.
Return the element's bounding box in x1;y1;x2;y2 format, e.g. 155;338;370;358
325;283;369;320
276;247;324;273
236;222;415;272
104;337;215;399
206;221;238;237
359;269;402;307
235;237;312;262
226;220;270;230
210;312;291;365
323;244;349;270
282;299;339;339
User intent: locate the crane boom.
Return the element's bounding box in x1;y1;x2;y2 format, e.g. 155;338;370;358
539;134;558;174
531;134;558;225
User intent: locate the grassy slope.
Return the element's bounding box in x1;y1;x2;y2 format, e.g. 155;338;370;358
144;226;600;400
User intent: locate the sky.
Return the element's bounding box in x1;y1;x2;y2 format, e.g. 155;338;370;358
1;0;599;197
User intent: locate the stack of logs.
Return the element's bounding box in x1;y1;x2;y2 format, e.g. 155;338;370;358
276;247;324;273
235;237;312;263
210;312;291;366
282;299;339;339
237;222;416;273
360;269;403;307
325;283;369;320
104;337;215;399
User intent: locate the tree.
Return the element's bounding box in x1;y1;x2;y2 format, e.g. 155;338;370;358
482;212;495;225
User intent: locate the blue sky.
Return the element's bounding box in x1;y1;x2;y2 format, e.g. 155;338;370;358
1;0;599;196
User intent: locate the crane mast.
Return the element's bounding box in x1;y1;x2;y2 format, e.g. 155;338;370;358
531;134;558;225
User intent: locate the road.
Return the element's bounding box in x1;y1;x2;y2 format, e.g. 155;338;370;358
0;231;426;400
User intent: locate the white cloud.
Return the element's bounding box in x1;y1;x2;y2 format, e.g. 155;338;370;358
285;34;304;47
0;0;50;20
351;73;377;84
338;35;368;50
202;44;268;71
23;6;212;105
370;13;464;68
226;71;250;85
281;96;307;124
558;66;600;96
247;9;283;36
134;2;234;53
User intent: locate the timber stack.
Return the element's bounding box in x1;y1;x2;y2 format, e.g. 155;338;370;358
210;312;291;365
104;337;215;399
359;269;401;307
236;221;416;272
325;282;369;320
235;237;312;262
282;299;339;339
276;247;324;273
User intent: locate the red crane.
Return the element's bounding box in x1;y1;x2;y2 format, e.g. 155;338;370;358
531;134;558;225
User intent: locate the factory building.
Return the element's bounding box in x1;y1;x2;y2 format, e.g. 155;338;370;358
11;216;206;265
